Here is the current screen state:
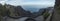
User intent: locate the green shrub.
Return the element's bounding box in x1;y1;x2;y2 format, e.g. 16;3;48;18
43;12;50;19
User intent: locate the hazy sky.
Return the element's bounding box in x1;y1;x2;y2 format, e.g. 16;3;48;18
0;0;55;6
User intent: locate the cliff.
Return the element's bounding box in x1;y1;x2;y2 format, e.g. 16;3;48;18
52;0;60;21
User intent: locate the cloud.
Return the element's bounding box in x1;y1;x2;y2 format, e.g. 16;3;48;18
0;0;8;5
22;0;55;3
0;0;55;6
6;0;22;5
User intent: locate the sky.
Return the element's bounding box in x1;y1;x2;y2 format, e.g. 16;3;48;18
0;0;55;6
0;0;55;8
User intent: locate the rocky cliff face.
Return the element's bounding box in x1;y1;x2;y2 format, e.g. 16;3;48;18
0;4;7;21
15;6;27;17
52;0;60;21
3;4;33;19
15;6;33;17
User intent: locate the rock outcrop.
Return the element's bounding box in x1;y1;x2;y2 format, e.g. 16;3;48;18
51;0;60;21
